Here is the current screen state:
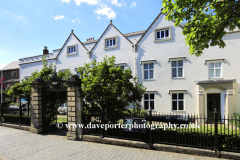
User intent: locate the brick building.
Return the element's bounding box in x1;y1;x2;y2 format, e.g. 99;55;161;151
1;61;19;91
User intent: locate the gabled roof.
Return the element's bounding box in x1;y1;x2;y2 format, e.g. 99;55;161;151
136;12;184;45
56;30;89;57
2;61;19;71
90;22;134;52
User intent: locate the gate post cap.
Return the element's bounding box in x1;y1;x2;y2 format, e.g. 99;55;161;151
32;77;44;84
70;74;80;81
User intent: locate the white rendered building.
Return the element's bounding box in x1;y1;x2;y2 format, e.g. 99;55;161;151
19;12;240;117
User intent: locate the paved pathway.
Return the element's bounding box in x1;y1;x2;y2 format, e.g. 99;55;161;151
0;126;227;160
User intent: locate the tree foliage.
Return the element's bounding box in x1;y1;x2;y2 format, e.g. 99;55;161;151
77;56;146;122
162;0;240;56
8;56;72;125
0;90;13;107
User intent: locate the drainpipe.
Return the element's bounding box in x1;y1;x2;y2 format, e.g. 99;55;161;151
133;39;137;77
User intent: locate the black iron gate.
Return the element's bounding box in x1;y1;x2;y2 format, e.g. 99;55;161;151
41;70;67;133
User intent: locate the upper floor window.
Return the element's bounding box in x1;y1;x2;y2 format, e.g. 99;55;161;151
154;26;172;42
144;93;155;110
172;92;184;111
104;36;118;50
209;62;222;78
24;76;31;80
67;45;77;56
68;46;75;54
172;60;183;78
144;63;154;80
156;29;169;39
12;71;17;78
60;69;66;72
106;38;116;48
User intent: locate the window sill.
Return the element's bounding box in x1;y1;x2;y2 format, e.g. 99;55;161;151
171;110;185;112
67;52;77;56
104;46;118;50
208;77;223;79
144;110;157;112
154;38;172;43
171;77;185;79
143;79;155;81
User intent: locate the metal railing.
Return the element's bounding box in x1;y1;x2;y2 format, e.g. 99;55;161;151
0;101;31;126
82;108;240;153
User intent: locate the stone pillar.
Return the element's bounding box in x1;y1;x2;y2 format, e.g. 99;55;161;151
66;75;82;140
196;84;205;125
30;77;44;134
225;90;234;116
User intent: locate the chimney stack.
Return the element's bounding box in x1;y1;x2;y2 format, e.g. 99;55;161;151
86;37;95;42
43;46;49;55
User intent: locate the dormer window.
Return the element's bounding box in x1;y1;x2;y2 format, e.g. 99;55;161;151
67;45;77;56
154;26;172;42
68;46;75;54
156;29;169;39
106;38;116;48
104;36;118;50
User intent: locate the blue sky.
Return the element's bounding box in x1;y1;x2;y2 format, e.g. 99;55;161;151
0;0;162;69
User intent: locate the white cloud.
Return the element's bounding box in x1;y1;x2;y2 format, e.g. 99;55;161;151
18;16;25;20
61;0;71;3
74;0;99;6
54;15;65;20
130;2;136;8
72;18;81;23
94;6;116;19
110;0;121;7
97;16;101;19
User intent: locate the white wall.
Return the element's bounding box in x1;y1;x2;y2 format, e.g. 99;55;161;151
19;13;240;114
137;13;240;113
56;34;89;73
91;25;134;72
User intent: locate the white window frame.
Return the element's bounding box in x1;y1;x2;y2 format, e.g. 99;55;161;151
24;76;31;80
154;26;173;42
156;29;169;39
67;44;77;56
143;93;155;111
143;62;154;80
106;38;116;48
171;91;185;111
208;61;223;79
119;65;125;70
104;36;118;50
171;59;184;78
114;63;127;70
12;71;17;78
60;69;67;72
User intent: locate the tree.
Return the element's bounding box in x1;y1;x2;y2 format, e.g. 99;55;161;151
0;90;13;107
8;56;72;124
162;0;240;56
77;56;146;122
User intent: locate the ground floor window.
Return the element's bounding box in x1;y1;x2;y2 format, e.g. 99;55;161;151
172;92;184;111
144;93;154;110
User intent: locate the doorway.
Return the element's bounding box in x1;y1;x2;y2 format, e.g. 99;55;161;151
207;93;221;120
